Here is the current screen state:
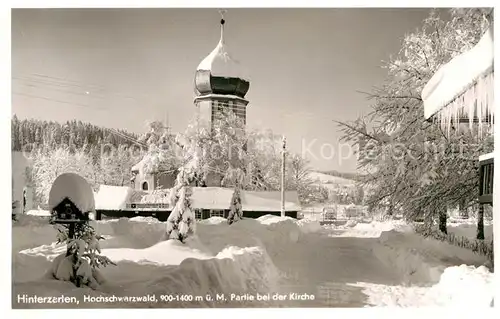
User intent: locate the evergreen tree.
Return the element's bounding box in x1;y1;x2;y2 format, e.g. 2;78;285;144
52;214;115;288
18;124;25;152
227;187;243;225
336;9;494;230
34;127;42;148
11;115;20;151
165;168;195;243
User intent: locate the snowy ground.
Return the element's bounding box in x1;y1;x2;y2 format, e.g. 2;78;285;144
447;218;494;241
12;214;494;308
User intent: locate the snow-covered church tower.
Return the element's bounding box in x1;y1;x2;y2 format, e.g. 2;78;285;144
194;13;250;129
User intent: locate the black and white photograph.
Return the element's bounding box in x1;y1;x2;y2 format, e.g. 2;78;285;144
8;4;496;311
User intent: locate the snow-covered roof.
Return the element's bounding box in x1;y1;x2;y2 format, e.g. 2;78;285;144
140;189;171;204
112;186;303;212
48;173;95;213
196;20;248;81
131;157;145;172
95;185;134;210
191;187;234;210
132;150;179;175
240;191;301;212
130;189;148;202
422;25;494;133
479;152;494;162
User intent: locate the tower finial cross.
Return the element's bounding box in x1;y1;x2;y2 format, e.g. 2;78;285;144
219;9;227;24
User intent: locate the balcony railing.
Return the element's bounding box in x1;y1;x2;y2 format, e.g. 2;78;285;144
124;202;171;210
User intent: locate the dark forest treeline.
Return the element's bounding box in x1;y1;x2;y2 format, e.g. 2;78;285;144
11;115;140;152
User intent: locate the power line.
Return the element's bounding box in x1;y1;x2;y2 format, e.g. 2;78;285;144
12;91;106;110
12;75;156;115
13;75;101;91
104;127;148;148
16;73;338;121
32;73;107;89
16;73;146;103
14;81;105;99
13;76;136;102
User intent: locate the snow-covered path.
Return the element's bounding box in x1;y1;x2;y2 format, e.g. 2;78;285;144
270;232;403;307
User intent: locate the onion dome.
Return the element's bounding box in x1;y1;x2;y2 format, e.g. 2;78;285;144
194;13;250;99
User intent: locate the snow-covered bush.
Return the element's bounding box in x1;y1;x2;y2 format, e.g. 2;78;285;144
227;187;243;225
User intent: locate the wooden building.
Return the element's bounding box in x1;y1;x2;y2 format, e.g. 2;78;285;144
94;185;301;221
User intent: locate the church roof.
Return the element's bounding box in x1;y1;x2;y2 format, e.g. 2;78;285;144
196;18;248;81
194;14;250;99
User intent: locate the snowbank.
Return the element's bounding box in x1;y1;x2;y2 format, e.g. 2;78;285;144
128;216;162;223
447;222;494;241
12;215;58;253
101;239;213;266
13;214;51;227
14;217;285;308
352;264;493;307
114;244;280;307
295;218;322;234
373;230;488;285
326;219;410;238
25;209;51;217
20;242;67;261
256;214;295;225
198;216;227;225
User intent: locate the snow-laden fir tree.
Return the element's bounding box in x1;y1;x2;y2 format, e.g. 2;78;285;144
165;167;195;242
223;167;245;224
336;9;494;236
52;219;115;288
227;187;243;225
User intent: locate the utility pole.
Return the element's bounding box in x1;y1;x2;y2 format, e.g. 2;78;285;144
281;135;286;217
